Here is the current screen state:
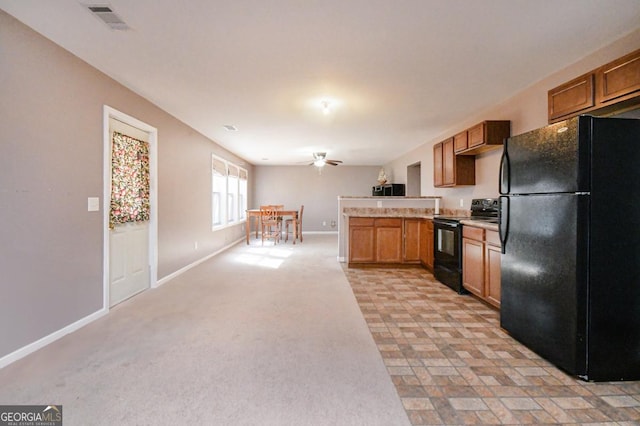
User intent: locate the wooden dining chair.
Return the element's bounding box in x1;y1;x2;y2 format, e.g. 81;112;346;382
285;205;303;243
260;205;283;245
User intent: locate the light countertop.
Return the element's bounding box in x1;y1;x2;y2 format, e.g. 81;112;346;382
460;219;499;231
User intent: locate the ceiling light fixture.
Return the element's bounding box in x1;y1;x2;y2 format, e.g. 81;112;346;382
223;125;238;131
314;158;326;167
321;101;331;115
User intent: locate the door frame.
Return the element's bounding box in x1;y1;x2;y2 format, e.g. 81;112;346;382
102;105;158;310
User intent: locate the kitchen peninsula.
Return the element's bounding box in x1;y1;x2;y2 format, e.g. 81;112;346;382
337;196;441;263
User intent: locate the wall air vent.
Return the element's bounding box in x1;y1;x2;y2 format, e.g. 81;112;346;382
86;5;130;30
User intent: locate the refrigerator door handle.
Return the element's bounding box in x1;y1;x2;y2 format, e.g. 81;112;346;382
499;143;509;195
499;195;509;254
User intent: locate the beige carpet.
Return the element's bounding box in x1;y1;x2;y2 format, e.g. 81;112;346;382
0;234;410;425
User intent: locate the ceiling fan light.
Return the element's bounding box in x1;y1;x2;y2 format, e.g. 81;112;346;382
321;101;330;115
314;158;326;167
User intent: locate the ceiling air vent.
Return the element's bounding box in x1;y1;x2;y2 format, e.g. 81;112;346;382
86;5;130;30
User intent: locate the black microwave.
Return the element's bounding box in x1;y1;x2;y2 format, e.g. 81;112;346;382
372;184;405;196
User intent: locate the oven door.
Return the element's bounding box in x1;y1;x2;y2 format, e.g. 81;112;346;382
433;219;465;293
434;220;461;269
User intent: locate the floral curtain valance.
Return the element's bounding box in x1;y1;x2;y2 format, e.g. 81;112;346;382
110;131;150;228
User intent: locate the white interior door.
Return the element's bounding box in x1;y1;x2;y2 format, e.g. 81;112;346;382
108;119;151;307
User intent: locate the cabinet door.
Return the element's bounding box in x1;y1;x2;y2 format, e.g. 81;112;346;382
548;72;595;122
433;142;443;187
485;244;501;308
468;123;485;148
462;237;484;297
454;131;468;153
596;48;640;104
442;138;455;186
349;219;375;263
376;225;402;263
404;219;421;262
425;220;434;270
419;219;433;269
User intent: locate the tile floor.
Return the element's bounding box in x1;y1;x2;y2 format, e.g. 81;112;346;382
342;266;640;425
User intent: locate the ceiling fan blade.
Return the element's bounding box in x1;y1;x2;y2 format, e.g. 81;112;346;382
326;160;340;166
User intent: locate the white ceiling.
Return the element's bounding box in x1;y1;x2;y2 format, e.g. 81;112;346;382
2;1;640;166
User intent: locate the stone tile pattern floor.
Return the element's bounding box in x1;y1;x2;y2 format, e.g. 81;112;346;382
342;266;640;425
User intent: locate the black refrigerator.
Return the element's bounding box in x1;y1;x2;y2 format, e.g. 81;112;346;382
499;115;640;381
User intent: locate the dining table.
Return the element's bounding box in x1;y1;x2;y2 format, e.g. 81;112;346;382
245;208;299;244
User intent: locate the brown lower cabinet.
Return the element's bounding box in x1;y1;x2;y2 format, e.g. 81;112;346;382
349;217;376;263
348;217;402;265
348;217;434;268
419;219;434;270
462;225;501;308
404;219;421;263
376;218;403;263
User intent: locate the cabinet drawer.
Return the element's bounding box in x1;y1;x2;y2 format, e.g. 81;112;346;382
350;217;374;226
486;230;501;246
463;226;484;241
375;218;402;227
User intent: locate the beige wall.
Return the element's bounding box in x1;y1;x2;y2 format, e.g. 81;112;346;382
385;29;640;211
253;165;381;232
0;10;251;360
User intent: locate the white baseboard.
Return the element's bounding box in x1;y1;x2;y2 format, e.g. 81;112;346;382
303;231;339;234
0;308;108;369
156;237;244;287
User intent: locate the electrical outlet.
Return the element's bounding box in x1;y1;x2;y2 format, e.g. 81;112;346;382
322;221;327;226
377;201;382;207
460;199;464;207
194;241;198;250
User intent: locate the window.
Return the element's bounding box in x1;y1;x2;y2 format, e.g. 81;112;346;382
227;164;239;223
239;168;248;220
212;154;248;229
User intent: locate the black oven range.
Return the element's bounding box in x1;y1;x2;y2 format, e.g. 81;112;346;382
432;198;499;293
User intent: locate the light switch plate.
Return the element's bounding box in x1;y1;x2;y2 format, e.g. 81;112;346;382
88;197;100;212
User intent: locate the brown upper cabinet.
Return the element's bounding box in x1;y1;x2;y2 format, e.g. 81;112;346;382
548;73;595;122
596;48;640;106
453;130;468;152
548;48;640;123
433;141;443;187
434;137;475;187
456;121;511;155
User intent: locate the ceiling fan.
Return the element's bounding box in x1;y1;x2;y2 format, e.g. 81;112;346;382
310;152;342;167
